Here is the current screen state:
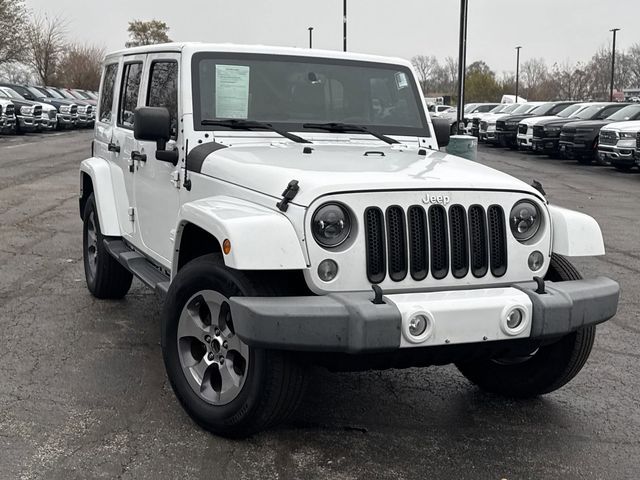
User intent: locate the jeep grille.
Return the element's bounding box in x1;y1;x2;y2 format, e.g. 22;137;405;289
364;204;507;283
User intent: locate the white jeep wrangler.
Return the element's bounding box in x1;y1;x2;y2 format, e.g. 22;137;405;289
80;43;619;438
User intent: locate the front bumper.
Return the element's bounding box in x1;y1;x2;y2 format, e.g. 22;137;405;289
495;130;518;146
16;115;42;131
57;113;77;127
517;133;533;148
230;277;619;354
532;137;560;153
0;115;16;132
599;144;637;165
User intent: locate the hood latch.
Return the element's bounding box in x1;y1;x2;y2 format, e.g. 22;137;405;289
276;180;300;212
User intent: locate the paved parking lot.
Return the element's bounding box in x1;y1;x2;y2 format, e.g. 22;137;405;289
0;132;639;479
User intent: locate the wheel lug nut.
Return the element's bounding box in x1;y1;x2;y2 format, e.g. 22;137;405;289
204;335;211;343
207;353;215;361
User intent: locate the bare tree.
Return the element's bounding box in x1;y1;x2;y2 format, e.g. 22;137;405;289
521;58;548;100
628;43;640;89
0;61;36;84
26;14;67;85
55;43;105;90
126;20;172;48
411;55;438;92
0;0;28;66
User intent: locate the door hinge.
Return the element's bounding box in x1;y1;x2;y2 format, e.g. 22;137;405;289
128;207;135;222
171;170;181;189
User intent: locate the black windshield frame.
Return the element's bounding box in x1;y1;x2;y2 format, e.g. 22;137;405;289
191;52;430;137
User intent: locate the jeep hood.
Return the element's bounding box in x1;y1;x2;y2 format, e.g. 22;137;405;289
196;142;542;206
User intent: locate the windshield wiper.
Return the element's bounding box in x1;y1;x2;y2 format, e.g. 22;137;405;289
302;122;399;145
201;119;311;144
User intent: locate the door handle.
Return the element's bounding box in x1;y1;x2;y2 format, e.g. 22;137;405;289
131;150;147;162
108;142;120;153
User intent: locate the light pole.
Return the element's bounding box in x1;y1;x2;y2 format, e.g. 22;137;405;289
610;28;620;101
343;0;347;52
455;0;468;134
515;46;522;103
308;27;314;48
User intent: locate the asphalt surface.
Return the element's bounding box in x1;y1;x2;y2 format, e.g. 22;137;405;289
0;131;638;480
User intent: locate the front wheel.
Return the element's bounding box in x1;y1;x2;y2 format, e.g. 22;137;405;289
455;254;596;398
161;254;307;438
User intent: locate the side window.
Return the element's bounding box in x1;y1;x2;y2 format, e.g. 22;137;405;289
118;62;143;129
147;61;179;138
99;63;118;123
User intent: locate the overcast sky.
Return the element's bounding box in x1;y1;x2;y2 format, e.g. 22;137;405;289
26;0;640;74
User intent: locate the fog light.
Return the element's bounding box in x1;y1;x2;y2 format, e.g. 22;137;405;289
317;259;338;282
409;314;428;337
506;308;524;330
528;251;544;271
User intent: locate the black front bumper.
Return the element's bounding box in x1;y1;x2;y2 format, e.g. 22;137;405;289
495;130;518;146
532;137;561;154
230;277;619;354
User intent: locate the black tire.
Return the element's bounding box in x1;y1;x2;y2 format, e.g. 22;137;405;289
162;254;307;438
82;193;133;299
455;254;596;398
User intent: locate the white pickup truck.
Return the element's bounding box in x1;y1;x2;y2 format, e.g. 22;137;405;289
80;42;619;438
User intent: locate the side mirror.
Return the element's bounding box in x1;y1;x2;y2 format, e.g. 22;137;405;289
134;106;178;165
431;117;451;148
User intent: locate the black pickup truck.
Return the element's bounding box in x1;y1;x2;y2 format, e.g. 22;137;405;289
559;104;640;164
495;101;577;148
532;103;627;157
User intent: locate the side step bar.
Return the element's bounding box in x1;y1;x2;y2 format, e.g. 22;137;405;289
103;238;170;297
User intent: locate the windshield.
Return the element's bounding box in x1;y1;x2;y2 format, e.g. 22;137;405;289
511;104;535;114
193;53;429;136
475;104;498;113
574;105;604;120
529;103;555;115
558;104;583;118
605;105;640;121
1;87;24;100
45;88;64;99
26;86;46;98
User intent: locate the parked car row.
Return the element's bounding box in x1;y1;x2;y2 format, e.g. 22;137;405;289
462;101;640;171
0;83;97;135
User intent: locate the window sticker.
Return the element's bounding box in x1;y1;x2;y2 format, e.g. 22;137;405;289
215;65;250;119
395;71;408;89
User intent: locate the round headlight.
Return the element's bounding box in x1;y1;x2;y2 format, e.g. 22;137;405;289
312;203;351;248
509;200;541;242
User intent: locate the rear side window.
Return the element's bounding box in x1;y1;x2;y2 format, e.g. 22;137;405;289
99;64;118;123
118;62;143;129
147;61;179;137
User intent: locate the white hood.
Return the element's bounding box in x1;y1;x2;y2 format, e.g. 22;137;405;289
197;142;542;206
601;120;640;132
519;115;557;127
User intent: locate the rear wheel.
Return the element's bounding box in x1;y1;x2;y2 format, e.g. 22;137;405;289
162;254;307;438
82;194;133;299
456;254;596;398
